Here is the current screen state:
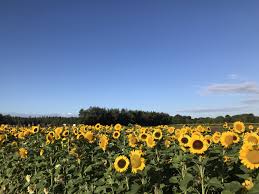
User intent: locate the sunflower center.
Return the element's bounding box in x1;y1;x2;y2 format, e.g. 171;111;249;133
118;159;126;168
233;136;237;141
193;140;204;150
236;124;243;131
246;150;259;164
141;134;147;139
247;136;258;144
130;155;141;168
181;137;188;144
225;135;233;145
155;132;161;138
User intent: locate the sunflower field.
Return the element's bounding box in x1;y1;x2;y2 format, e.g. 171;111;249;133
1;122;259;194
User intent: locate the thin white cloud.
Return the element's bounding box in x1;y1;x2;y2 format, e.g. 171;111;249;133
228;74;239;80
177;105;249;113
241;98;259;105
201;82;259;95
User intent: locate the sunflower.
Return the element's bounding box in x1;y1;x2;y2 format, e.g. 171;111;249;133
62;130;69;138
240;143;259;169
83;131;94;143
153;129;163;140
220;131;236;148
19;148;28;159
128;134;138;147
113;131;120;139
99;135;109;151
189;135;208;154
233;121;245;133
114;155;129;173
55;127;63;140
178;134;191;147
76;133;84;140
146;134;156;148
46;132;55;144
31;126;39;134
248;125;254;131
95;123;101;130
204;135;212;145
40;149;44;156
212;132;221;144
244;133;259;145
114;123;122;131
139;133;148;142
130;150;145;173
167;127;175;134
242;178;254;190
223;122;228;129
232;132;240;143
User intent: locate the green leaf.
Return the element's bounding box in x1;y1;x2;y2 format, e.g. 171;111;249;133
169;176;179;184
224;181;241;192
247;181;259;194
208;177;223;189
179;173;193;192
221;190;234;194
236;174;250;180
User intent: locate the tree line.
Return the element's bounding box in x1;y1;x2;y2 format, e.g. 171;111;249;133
1;107;259;126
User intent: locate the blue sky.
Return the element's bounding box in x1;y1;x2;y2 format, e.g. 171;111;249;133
0;0;259;117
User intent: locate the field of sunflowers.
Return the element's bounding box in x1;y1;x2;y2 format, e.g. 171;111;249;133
1;122;259;194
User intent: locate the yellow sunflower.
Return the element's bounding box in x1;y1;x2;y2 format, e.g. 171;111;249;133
46;132;55;144
167;127;175;134
152;129;163;140
164;139;171;148
139;133;148;142
62;130;69;138
130;150;145;174
232;132;240;143
113;131;120;139
55;127;63;139
128;134;138;147
99;135;109;151
189;135;209;154
146;134;156;148
19;148;28;159
248;125;254;131
242;178;254;190
95;123;101;130
114;155;130;173
83;131;94;143
31;126;39;134
240;143;259;169
178;134;191;147
212;132;221;144
223;122;228;129
233;121;245;134
220;131;236;148
114;123;122;131
244;133;259;145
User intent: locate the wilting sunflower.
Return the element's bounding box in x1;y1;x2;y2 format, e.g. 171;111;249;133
244;133;259;145
242;178;254;190
19;148;28;159
178;134;191;147
139;133;148;142
114;155;129;173
189;135;208;154
130;150;145;174
153;129;163;140
233;121;245;134
114;123;122;131
128;134;138;147
220;131;236;148
212;132;221;144
99;135;109;151
113;131;120;139
240;143;259;169
146;134;156;148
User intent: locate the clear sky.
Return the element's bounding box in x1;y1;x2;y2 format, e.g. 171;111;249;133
0;0;259;117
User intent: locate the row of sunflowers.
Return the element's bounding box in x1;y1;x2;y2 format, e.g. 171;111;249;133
0;122;259;193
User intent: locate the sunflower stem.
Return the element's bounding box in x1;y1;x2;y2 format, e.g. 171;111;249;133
198;156;205;194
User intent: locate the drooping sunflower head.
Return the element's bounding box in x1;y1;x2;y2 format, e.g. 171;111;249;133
189;135;208;154
99;135;109;151
244;133;259;145
240;143;259;170
146;134;156;148
233;121;245;134
130;150;145;174
113;131;120;139
152;129;163;140
114;155;130;173
84;131;94;143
